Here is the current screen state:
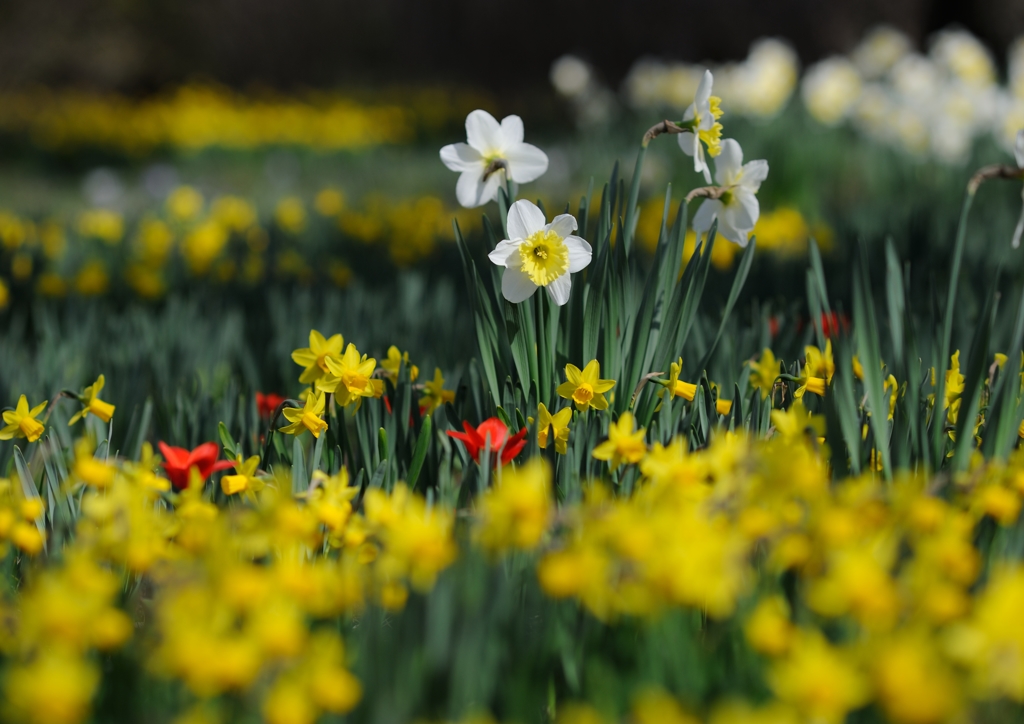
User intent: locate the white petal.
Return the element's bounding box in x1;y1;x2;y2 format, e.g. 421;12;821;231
505;143;549;184
488;239;522;266
692;199;722;232
700;157;712;185
564;235;592;273
501;267;538;303
695;69;713;107
440;143;482;172
740;159;769;191
1013;201;1024;248
546;273;572;306
677;131;696;157
506;199;547;240
466;110;504;154
456;169;491;208
732;189;759;230
713;139;743;185
1015;130;1024;168
546;214;578;238
500;115;524;146
718;219;748;247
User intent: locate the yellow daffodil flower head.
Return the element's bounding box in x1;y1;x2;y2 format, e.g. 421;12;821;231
322;344;377;409
944;350;965;424
475;458;553;554
221;455;263;496
663;357;697;401
291;330;344;385
420;368;455;415
592;412;646;471
771;400;826;445
557;360;615;412
72;438;117;489
767;631;870;723
749;348;780;399
745;596;794;657
1;394;47;443
279;391;328;439
381;345;418;384
537;403;572;455
68;374;115;425
630;688;700;724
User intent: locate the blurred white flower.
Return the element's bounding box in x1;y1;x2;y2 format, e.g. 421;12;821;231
692;139;768;246
890;54;941;103
488;200;592;306
929;116;973;165
677;70;724;184
733;39;799;117
440;110;548;208
801;57;863;125
931;28;996;88
550;56;592;98
1010;37;1024;100
852;26;911;79
853;84;895;141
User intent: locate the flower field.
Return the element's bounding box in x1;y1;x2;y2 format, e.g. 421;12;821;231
6;23;1024;724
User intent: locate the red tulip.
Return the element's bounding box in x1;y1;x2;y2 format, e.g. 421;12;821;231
256;392;287;420
158;441;234;490
447;417;527;467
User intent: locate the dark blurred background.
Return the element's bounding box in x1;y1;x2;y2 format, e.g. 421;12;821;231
1;0;1022;92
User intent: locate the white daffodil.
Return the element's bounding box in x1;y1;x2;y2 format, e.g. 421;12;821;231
488;200;592;306
1012;130;1024;249
677;70;724;184
692;139;769;247
439;110;549;208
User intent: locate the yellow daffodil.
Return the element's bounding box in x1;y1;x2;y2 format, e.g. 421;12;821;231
536;403;572;454
664;357;697;401
770;400;825;444
221;455;263;496
475;458;553;553
420;368;455;415
1;395;47;443
678;70;725;183
320;344;377;409
943;351;965;424
72;439;117;489
291;330;344;385
749;348;780;399
68;374;116;425
279;391;328;439
381;346;418;385
795;340;834;399
592;412;646;471
557;360;615;412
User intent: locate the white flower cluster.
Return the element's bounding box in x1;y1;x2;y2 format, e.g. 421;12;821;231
622;39;800;120
800;25;1015;164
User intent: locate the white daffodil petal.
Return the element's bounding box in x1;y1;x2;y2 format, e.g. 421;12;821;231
733;190;759;230
500;115;525;146
741;160;770;191
488;239;522;266
546;214;578;239
1016;130;1024;168
692;199;723;232
440;143;482;172
719;219;748;247
695;69;712;107
456;169;489;208
546;273;572;306
505;143;549;184
564;235;593;273
501;267;539;303
677;131;696;157
466;110;504;155
506;199;547;240
714;139;744;185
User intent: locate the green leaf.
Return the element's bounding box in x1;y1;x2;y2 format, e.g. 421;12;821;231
408;415;433;491
218;421;238;460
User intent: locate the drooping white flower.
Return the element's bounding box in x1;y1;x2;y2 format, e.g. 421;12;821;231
692;139;769;247
677;70;724;184
1012;130;1024;249
439;110;548;208
487;200;591;306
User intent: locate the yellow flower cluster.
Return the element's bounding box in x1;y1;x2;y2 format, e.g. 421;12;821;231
0;187;478;307
0;84;412;154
